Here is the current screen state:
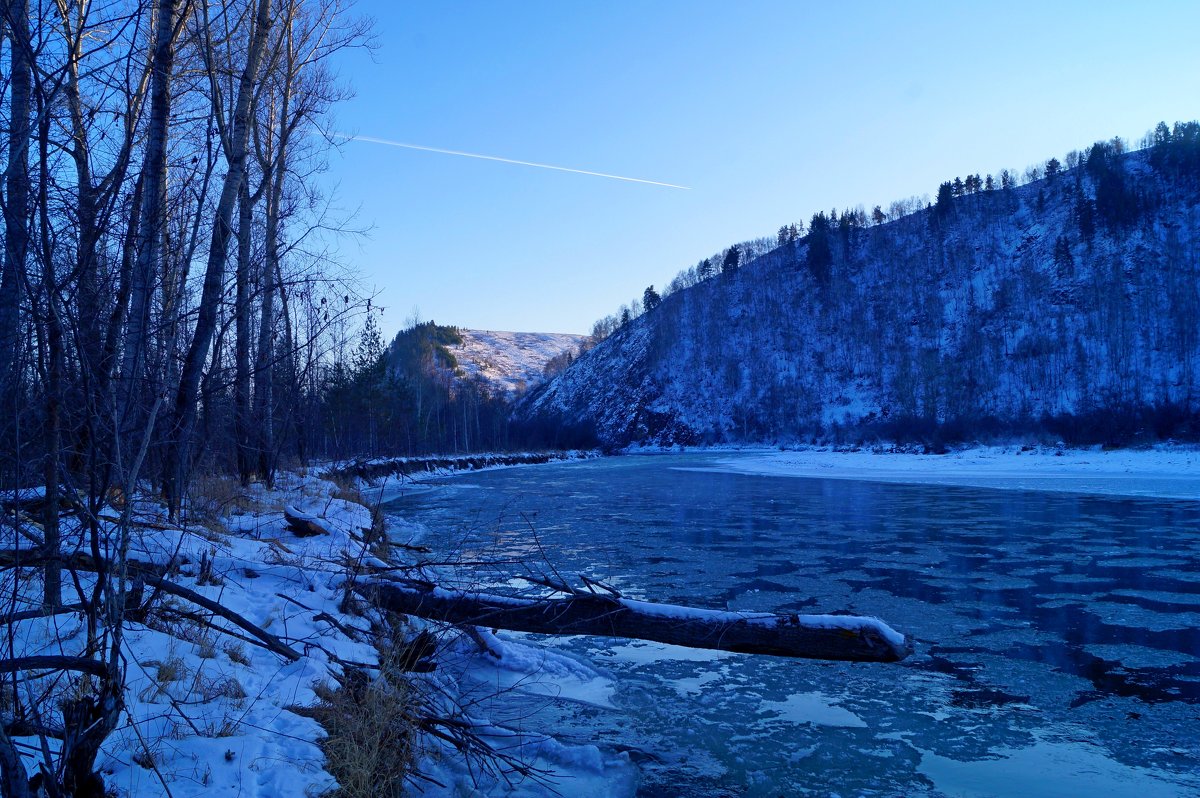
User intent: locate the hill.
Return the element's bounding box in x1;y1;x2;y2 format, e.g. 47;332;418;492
319;322;584;456
452;329;586;398
518;125;1200;448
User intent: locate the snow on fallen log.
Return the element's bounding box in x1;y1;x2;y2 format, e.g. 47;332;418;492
283;504;331;537
359;582;910;663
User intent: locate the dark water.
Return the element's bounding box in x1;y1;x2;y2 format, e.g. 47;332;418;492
386;453;1200;797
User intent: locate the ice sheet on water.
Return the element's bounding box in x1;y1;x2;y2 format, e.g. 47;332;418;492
1158;568;1200;583
1083;644;1200;669
1102;556;1192;568
916;734;1200;798
667;667;726;698
455;630;619;709
969;574;1040;590
1109;588;1200;606
757;692;868;728
1084;601;1200;632
600;639;736;667
1049;572;1111;584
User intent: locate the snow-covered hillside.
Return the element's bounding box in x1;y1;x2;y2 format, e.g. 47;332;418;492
452;329;585;398
520;139;1200;447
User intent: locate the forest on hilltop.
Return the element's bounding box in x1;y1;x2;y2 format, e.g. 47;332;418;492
520;123;1200;449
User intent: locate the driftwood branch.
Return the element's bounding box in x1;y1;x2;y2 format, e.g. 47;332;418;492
142;575;302;661
359;582;910;663
0;656;113;679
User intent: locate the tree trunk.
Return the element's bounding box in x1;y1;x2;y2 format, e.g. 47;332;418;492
235;174;254;483
360;582;911;663
30;78;62;610
253;177;278;486
120;0;181;453
165;0;273;517
0;727;33;798
1;0;31;457
253;28;296;486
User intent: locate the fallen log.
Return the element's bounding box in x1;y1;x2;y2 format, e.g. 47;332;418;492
283;505;330;537
359;582;910;663
0;656;113;679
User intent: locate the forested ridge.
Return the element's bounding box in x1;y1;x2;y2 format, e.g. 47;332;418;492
520;124;1200;448
321;319;521;457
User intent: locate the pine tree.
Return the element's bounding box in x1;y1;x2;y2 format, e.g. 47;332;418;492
722;245;741;276
806;212;833;285
643;285;662;311
1076;198;1096;239
935;182;954;217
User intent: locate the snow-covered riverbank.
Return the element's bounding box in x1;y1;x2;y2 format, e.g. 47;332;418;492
4;463;637;797
3;471;385;797
684;444;1200;500
326;450;598;506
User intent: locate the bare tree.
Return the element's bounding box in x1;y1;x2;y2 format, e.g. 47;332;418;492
0;0;31;457
164;0;273;517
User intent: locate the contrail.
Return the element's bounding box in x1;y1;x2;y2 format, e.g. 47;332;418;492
331;132;691;190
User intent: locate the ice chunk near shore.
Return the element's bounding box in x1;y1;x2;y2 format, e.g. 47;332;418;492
419;630;635;797
453;628;619;708
414;723;637;797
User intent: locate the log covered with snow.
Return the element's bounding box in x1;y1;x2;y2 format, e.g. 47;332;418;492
360;582;910;663
283;504;330;537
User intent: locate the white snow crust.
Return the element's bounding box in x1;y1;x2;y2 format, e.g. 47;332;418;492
697;444;1200;500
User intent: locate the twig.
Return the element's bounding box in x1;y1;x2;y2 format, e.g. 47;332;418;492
141;577;301;662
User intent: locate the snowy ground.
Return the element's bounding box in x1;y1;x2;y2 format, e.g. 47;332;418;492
684;444;1200;500
3;472;382;797
453;330;585;398
2;465;635;797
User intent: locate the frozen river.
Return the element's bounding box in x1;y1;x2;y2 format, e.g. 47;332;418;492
386;452;1200;796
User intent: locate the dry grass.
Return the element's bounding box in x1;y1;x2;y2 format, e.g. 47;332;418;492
155;657;185;684
188;473;256;525
223;641;250;666
303;632;418;798
327;473;361;505
195;637;218;659
198;676;247;703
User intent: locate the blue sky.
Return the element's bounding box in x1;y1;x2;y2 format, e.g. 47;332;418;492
324;1;1200;337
